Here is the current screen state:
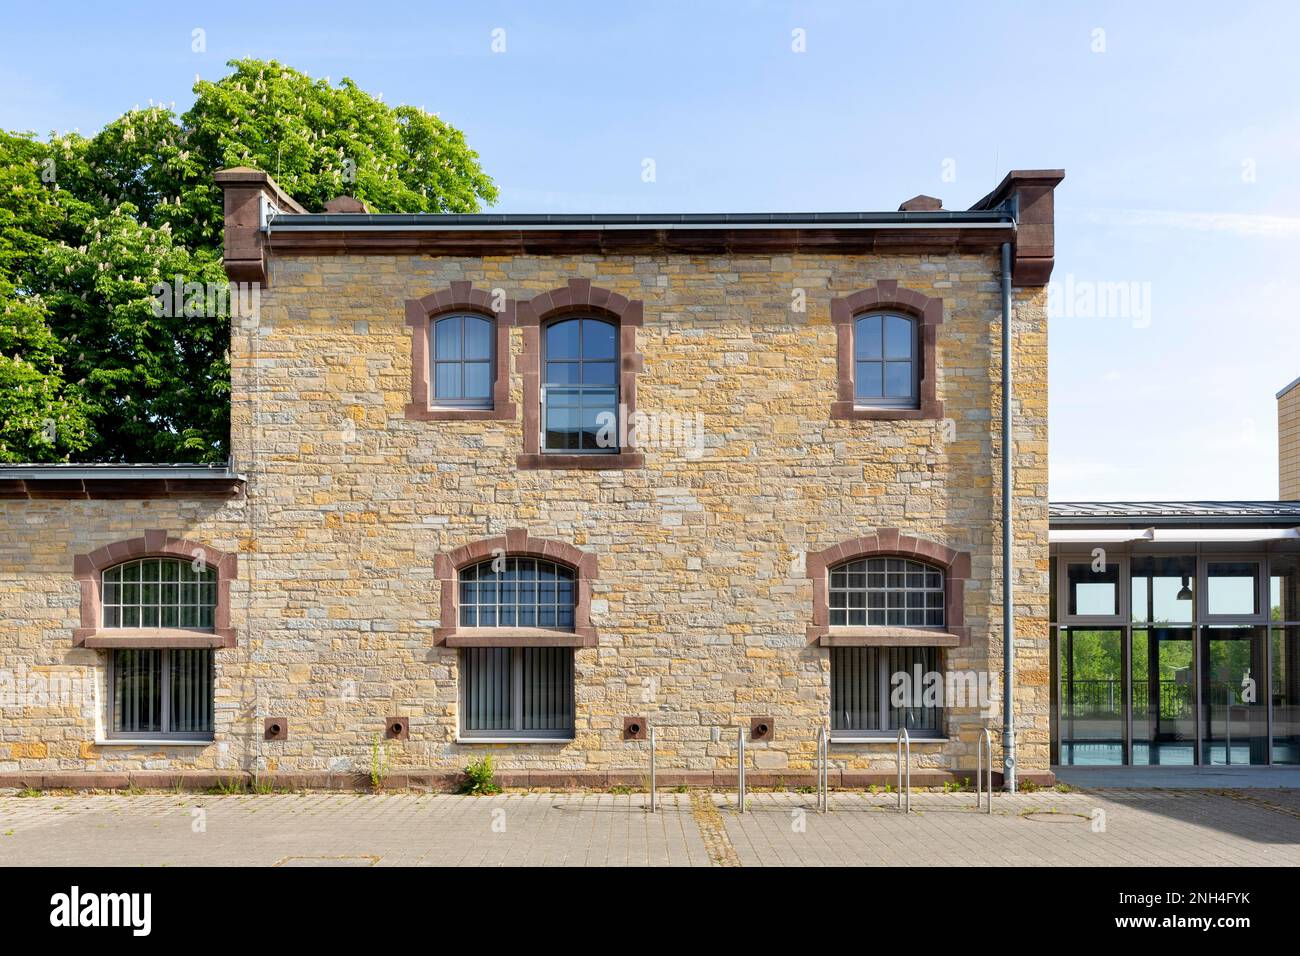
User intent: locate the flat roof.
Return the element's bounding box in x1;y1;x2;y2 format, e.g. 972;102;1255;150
1050;500;1300;528
0;464;244;500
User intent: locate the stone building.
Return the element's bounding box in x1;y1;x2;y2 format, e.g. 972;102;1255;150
0;167;1065;789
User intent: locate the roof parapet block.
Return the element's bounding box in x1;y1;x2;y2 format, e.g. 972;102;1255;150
969;169;1065;287
898;195;943;212
214;167;308;285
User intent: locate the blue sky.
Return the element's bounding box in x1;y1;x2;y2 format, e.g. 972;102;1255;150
4;1;1299;501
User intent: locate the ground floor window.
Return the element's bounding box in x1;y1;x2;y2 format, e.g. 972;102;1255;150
460;647;574;739
1055;624;1297;766
109;648;214;739
830;646;944;737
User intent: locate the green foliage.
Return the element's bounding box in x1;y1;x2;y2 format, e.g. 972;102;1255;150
0;59;497;463
208;776;247;795
370;735;391;792
461;754;501;795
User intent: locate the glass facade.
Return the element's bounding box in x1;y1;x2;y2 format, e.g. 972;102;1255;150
1053;547;1300;766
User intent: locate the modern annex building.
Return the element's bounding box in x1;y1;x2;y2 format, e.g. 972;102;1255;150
1051;501;1300;768
4;164;1292;789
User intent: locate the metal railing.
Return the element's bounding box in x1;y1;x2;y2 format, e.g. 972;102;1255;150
816;724;829;813
896;726;911;814
737;726;746;813
975;726;993;814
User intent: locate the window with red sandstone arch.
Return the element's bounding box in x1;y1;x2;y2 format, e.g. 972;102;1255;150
830;280;944;422
516;279;645;470
404;280;517;421
805;530;970;647
434;528;598;648
436;530;596;742
73;531;237;649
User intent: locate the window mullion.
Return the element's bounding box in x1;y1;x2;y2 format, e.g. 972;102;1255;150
160;649;171;735
512;647;524;734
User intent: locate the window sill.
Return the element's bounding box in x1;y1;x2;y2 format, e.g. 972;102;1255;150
516;452;645;470
818;627;962;647
77;628;235;649
440;627;597;648
831;736;949;744
93;738;214;747
455;737;575;745
404;402;516;422
830;401;943;422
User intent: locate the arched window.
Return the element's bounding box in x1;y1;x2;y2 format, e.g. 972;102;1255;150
542;316;619;452
854;312;918;408
459;557;576;629
430;312;494;407
102;557;217;630
457;555;578;740
829;556;944;628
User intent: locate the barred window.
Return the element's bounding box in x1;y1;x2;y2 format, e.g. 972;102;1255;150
460;646;574;739
103;558;217;629
109;648;214;740
831;646;944;737
459;557;576;629
829;557;944;628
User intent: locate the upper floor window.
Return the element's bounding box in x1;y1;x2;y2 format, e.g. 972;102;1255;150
854;312;918;408
459;557;576;630
830;557;944;628
543;317;619;453
430;313;494;408
103;558;217;630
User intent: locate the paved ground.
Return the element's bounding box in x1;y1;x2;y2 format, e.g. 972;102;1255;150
1053;765;1300;789
1;788;1297;866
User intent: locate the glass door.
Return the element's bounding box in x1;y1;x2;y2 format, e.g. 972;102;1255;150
1200;626;1268;765
1058;628;1126;764
1131;627;1195;765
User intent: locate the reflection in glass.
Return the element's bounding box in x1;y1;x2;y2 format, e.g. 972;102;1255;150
1131;627;1194;765
1206;561;1259;617
1270;554;1298;623
543;318;619;452
1200;626;1268;765
1059;628;1125;764
1130;555;1194;624
1272;626;1300;764
1067;562;1120;617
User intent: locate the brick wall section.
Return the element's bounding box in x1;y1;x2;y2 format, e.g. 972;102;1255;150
1281;382;1300;499
0;252;1049;779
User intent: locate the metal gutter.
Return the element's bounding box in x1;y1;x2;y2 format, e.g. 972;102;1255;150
265;210;1015;231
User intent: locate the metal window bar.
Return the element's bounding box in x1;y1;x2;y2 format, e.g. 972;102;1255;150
975;726;994;814
896;725;911;814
